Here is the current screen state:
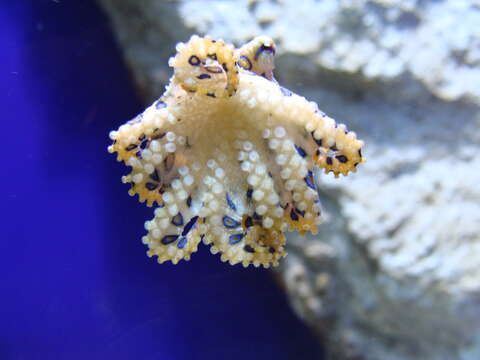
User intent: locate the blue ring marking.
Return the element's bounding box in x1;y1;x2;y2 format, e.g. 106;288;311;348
205;66;223;74
127;114;143;125
223;216;240;229
296;208;305;217
226;193;237;211
295;145;307;158
155;100;166;109
238;55;252;70
182;216;199;236
311;131;322;146
243;244;255;253
149;169;160;182
197;73;211;79
229;233;244;245
152;132;166;140
186;195;192;207
290;209;299;221
172;213;184;226
161;234;179;245
177;237;188;249
304;176;316;190
188;55;201;66
246;188;253;199
252;212;262;221
145;182;158;191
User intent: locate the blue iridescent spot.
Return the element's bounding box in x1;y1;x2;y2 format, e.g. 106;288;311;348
295;145;307;158
172;213;184;226
177;237;188;249
149;169;160;182
182;216;199;236
223;216;240;228
252;212;262;221
161;234;179;245
304;175;316;189
296;208;305;217
311;131;322;146
155;100;166;109
127;114;143;125
229;233;244;245
290;209;299;221
226;193;236;211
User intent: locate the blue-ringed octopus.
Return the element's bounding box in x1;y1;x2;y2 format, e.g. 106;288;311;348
108;35;365;268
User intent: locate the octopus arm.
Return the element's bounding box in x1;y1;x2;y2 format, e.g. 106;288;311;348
142;165;204;264
234;74;365;179
107;99;186;206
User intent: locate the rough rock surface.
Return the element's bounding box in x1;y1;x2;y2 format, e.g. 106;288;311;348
99;0;480;359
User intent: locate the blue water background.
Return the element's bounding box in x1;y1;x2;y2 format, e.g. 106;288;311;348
0;2;323;359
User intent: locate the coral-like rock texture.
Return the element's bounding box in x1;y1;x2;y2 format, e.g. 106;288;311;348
108;35;364;267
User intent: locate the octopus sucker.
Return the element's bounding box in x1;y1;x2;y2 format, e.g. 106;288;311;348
108;35;365;267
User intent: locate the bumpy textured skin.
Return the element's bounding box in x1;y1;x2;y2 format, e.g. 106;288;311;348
108;35;365;267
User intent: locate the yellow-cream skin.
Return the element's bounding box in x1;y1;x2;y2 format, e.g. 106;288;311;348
108;35;365;268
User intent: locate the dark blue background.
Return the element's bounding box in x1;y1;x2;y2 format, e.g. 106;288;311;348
1;2;323;359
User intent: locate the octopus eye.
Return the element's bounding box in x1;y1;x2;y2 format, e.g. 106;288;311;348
237;55;252;71
254;44;276;60
188;55;201;66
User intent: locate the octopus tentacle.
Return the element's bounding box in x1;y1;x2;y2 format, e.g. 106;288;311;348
306;114;365;177
262;126;322;234
236;35;276;81
142;164;204;264
234;137;287;267
241;75;365;177
108;99;186;206
169;35;239;98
